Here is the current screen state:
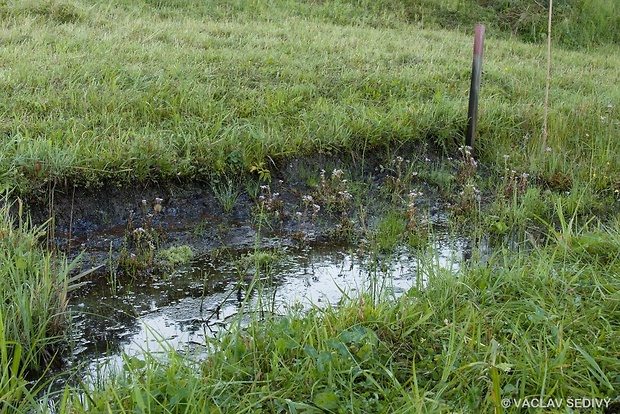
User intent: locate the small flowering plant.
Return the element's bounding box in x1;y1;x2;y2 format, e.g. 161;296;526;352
256;184;284;219
456;145;477;184
503;170;530;199
501;154;530;200
301;195;321;222
293;195;322;241
457;183;481;214
406;190;423;231
315;168;353;214
119;197;167;274
381;156;419;198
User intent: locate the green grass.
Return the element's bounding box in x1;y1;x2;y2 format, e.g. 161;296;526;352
0;0;618;196
212;177;241;214
1;0;620;412
54;217;619;413
0;197;97;411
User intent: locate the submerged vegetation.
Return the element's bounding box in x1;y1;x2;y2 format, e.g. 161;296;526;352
54;211;620;413
0;0;619;412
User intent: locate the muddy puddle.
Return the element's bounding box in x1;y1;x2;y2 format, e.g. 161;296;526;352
62;235;476;378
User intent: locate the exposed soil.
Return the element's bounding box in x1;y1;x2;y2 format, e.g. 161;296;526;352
21;148;449;276
25;180;304;274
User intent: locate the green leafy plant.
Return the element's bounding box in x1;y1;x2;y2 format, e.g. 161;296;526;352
249;161;272;183
212;177;240;214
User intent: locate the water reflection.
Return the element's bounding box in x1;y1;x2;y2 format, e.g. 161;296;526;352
68;236;469;376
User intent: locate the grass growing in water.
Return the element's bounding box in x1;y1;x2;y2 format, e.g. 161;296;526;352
55;222;619;412
212;177;241;214
0;197;96;411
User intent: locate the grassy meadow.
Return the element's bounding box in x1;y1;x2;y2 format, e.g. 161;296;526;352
0;0;618;193
0;0;619;412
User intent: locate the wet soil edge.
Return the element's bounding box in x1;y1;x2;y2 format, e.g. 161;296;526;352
22;145;447;274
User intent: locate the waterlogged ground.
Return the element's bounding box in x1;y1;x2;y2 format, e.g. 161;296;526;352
63;236;475;377
23;168;489;383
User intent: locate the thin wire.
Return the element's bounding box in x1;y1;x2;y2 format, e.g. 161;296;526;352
542;0;553;154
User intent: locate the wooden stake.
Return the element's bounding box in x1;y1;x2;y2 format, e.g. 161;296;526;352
466;24;485;152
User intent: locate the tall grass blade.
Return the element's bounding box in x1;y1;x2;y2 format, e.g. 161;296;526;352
572;342;614;391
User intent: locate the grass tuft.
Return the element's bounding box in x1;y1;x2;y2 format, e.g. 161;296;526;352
0;195;97;409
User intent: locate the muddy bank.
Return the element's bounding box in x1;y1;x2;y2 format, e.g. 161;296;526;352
18;149;494;379
23;150;450;275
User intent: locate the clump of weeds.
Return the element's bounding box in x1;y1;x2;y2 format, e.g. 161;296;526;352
212;176;240;214
404;190;430;247
155;245;194;273
237;248;284;275
254;184;284;223
456;145;477;184
249;160;272;183
452;146;482;218
371;212;407;253
329;212;356;242
117;198;167;276
380;156;419;202
455;183;481;216
0;198;99;410
292;194;321;242
315;168;353;214
484;154;544;239
245;179;261;201
405;190;424;232
501;155;530;201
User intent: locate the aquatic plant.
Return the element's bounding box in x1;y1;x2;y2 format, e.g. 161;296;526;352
405;190;423;232
456;145;477;185
117;204;167;276
381;156;418;200
155;245;194;271
255;184;284;222
456;183;481;215
315;169;353;215
292;194;321;242
372;212;407;253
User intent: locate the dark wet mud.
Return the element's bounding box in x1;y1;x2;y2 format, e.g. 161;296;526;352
21;151;465;378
